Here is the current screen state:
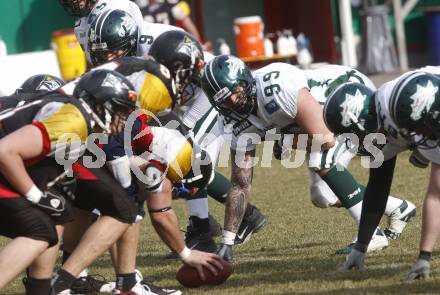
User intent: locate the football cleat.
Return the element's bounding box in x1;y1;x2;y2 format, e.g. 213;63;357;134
71;274;114;294
335;228;389;254
385;200;416;240
112;282;182;295
234;205;267;245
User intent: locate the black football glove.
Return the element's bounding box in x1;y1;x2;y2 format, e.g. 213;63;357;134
217;244;233;262
35;190;67;218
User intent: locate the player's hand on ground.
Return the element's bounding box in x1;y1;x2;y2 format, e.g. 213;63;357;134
217;243;233;262
342;249;365;271
182;250;224;281
406;259;431;280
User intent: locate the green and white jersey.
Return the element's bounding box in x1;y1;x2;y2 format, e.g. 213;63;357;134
305;64;375;104
74;0;144;62
227;63;374;151
136;21;183;57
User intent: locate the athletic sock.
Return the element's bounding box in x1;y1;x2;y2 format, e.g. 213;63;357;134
321;165;364;210
23;277;51;295
51;269;76;293
186;189;209;219
207;171;231;204
116;272;136;291
62;250;71;264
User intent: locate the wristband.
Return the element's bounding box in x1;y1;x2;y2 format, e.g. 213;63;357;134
24;185;43;204
179;246;192;261
222;230;236;246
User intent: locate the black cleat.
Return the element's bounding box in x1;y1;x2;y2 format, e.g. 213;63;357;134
70;275;112;294
235;205;267;245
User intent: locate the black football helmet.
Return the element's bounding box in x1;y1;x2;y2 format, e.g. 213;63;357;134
16;74;65;94
73;69;138;132
88;9;139;66
58;0;97;17
149;30;204;102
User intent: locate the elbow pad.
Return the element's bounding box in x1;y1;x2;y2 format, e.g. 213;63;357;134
106;156;132;188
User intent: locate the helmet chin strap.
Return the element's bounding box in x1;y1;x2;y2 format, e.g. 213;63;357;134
79;98;111;133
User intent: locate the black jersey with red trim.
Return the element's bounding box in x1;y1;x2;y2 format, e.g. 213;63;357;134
0;92;92;158
60;56;177;115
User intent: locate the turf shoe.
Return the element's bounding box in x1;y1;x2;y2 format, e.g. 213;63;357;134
234;204;267;245
335;228;389;254
70;275;114;294
112;282;182;295
385;200;416;240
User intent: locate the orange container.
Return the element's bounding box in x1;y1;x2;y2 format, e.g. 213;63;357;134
234;16;264;58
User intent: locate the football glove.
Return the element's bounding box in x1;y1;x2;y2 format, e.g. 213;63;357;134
35;190;67;218
407;258;431;280
342;248;365;271
217;243;233;262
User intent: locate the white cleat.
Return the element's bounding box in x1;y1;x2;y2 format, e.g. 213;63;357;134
335;228;388;254
385;200;416;240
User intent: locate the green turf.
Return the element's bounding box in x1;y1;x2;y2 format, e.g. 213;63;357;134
2;150;439;294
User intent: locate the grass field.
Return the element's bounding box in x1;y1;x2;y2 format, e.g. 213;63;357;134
2;150;439;294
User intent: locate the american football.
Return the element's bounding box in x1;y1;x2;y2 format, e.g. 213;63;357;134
176;259;233;288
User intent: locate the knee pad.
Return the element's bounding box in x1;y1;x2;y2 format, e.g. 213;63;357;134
309;183;338;208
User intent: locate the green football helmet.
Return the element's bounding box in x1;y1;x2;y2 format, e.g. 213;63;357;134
389;71;440;149
323;82;378;136
201;55;256;119
88;9;138;66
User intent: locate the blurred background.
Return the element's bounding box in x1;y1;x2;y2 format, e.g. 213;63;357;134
1;0;440;94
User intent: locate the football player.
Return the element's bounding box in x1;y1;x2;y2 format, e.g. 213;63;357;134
87;9;182;66
134;0;202;41
58;0;144;63
323;67;440;279
0;69;135;294
200;55;414;260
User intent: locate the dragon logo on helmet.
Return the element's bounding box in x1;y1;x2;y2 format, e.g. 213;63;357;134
409;80;438;121
224;56;246;81
340;89;368;127
118;15;137;38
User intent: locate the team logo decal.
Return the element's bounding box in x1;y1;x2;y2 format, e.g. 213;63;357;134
119;15;137;37
102;73;129;91
340;89;367;127
225;56;245;80
37;77;63;91
409;80;438;121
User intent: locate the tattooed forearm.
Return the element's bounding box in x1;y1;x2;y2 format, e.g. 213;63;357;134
224;149;255;232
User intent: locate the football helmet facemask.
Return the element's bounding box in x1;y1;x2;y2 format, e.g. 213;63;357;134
73;69;138;134
149;30;204;103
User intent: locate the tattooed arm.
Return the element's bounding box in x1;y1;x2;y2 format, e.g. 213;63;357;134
224;148;255;233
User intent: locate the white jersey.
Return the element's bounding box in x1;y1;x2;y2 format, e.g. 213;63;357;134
227;63;374;151
376;66;440;163
136;21;183;57
74;0;143;62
